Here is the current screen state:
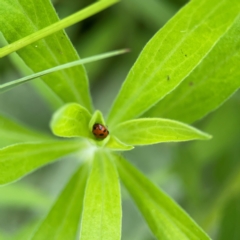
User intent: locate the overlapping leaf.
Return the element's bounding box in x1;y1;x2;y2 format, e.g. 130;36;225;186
144;15;240;123
107;0;240;126
0;0;119;58
50;103;92;138
0;0;92;110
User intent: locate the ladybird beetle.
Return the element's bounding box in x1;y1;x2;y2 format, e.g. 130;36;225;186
92;123;109;139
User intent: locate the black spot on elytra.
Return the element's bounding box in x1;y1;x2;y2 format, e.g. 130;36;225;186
99;133;104;136
103;129;107;132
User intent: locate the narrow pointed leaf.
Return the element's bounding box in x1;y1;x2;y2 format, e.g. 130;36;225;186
31;163;89;240
107;0;240;126
144;15;240;123
50;103;92;138
0;50;128;94
80;151;121;240
115;156;211;240
0;140;86;185
0;113;52;147
111;118;211;146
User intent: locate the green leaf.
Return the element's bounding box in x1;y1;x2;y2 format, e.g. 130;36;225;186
115;156;211;240
89;110;106;131
0;140;85;185
111;118;211;146
107;0;240;126
80;151;121;240
0;113;52;148
50;103;92;138
0;0;93;110
89;110;111;144
105;136;134;151
144;15;240;124
31;163;89;240
0;49;128;94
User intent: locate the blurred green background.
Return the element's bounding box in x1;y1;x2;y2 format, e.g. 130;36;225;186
0;0;240;239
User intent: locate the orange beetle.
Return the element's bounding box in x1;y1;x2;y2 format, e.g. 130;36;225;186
92;123;109;139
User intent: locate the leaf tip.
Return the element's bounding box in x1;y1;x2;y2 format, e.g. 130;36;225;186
124;48;131;53
200;132;212;140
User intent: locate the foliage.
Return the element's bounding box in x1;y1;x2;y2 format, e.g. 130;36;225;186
0;0;240;239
